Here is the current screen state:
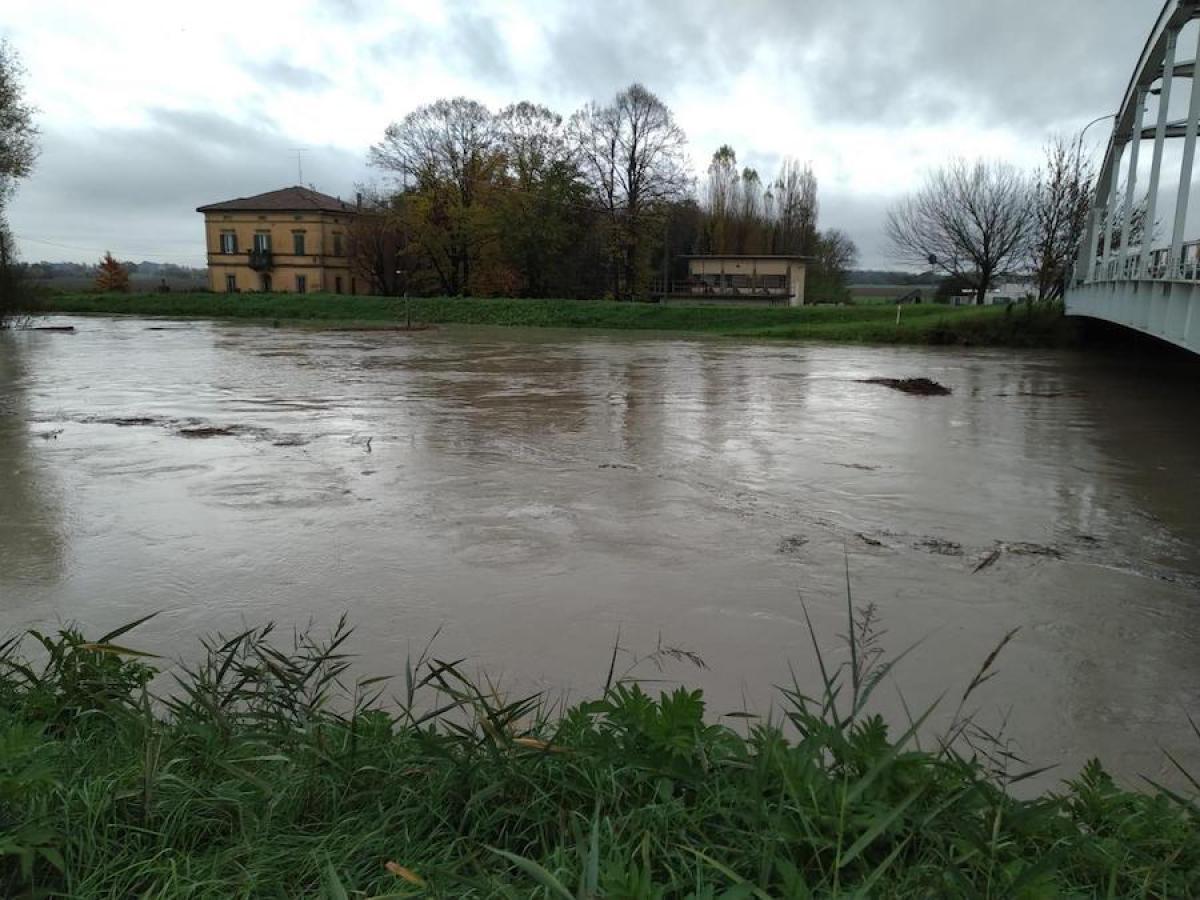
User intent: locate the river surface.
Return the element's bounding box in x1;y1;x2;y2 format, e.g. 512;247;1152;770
2;316;1199;786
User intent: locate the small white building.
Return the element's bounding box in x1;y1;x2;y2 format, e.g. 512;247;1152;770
949;277;1036;306
670;255;809;307
984;277;1036;304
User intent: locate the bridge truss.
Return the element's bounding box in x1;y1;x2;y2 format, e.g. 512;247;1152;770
1067;0;1200;354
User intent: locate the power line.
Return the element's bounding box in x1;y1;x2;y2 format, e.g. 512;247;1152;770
15;235;205;264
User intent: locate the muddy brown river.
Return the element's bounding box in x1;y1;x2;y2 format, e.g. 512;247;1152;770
2;316;1199;787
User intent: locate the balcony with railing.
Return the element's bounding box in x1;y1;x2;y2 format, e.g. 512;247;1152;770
248;248;274;271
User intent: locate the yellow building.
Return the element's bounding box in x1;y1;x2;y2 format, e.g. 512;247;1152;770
197;186;370;294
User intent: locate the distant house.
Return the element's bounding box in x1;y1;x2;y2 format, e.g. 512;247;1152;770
667;255;809;307
948;277;1036;306
984;276;1035;304
196;186;368;295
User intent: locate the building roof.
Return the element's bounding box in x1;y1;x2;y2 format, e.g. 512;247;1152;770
681;254;813;262
196;185;357;214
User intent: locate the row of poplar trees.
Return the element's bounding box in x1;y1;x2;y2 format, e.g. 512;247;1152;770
353;83;857;301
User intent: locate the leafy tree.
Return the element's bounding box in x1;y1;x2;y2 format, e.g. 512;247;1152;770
807;228;859;302
0;41;36;204
0;219;29;324
886;159;1033;305
94;252;130;293
494;102;591;297
0;41;38;325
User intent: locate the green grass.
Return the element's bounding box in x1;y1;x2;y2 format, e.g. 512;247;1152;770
34;292;1076;346
1;606;1196;898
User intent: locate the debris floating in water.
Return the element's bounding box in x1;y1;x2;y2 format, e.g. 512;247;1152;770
777;535;809;554
973;548;1002;574
860;377;952;396
177;425;238;439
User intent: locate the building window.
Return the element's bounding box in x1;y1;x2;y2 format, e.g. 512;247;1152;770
225;274;237;293
261;273;272;292
333;233;344;256
293;231;306;255
296;274;307;294
220;231;237;254
253;232;271;251
335;276;343;294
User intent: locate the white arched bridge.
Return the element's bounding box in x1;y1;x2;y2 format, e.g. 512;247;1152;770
1068;0;1200;354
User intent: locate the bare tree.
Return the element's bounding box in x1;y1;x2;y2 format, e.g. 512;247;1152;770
496;101;572;183
369;98;500;295
1029;136;1094;300
571;83;690;299
347;190;414;295
773;158;818;255
886;159;1033;305
734;167;763;253
703;145;739;253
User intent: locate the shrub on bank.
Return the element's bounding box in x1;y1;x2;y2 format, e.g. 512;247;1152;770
0;610;1195;897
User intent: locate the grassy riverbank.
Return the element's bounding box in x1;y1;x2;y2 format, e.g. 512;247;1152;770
1;615;1196;897
36;292;1075;346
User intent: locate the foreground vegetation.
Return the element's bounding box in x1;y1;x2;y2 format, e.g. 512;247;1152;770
2;610;1196;898
37;292;1075;346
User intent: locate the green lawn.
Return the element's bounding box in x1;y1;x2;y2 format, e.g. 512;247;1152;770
36;292;1075;346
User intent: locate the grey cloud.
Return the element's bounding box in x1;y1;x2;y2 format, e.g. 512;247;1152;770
797;1;1152;130
541;0;759;104
8;111;368;264
370;4;514;87
243;59;333;93
819;191;900;270
540;0;1155;131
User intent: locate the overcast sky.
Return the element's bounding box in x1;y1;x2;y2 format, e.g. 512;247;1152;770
3;0;1160;269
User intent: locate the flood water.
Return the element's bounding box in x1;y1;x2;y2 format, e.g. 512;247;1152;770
2;316;1199;786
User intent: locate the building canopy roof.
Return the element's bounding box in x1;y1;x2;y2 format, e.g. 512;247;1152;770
197;185;357;214
681;254;813;262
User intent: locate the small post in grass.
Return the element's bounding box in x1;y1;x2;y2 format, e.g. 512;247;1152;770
396;265;410;330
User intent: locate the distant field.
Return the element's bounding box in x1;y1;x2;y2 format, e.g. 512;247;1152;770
30;275;208;293
36;292;1071;346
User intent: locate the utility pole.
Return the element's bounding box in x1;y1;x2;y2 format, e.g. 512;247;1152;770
662;215;670;298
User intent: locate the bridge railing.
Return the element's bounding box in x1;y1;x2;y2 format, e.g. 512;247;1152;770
1082;240;1200;284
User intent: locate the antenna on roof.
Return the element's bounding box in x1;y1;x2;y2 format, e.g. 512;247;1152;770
288;148;309;184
